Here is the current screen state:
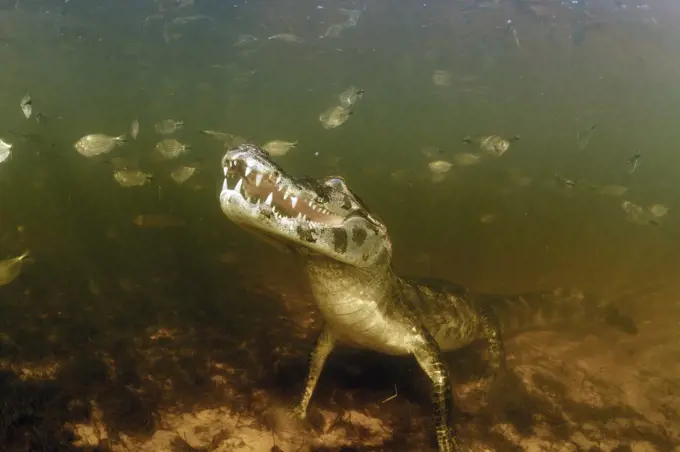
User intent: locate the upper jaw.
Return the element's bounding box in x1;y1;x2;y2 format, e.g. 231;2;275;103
220;145;344;227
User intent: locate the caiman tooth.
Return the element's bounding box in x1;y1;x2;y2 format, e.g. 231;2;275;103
244;166;252;177
234;178;243;193
255;173;263;187
223;167;228;176
276;175;282;184
291;196;298;208
282;190;289;200
265;192;273;205
221;179;228;192
301;214;307;221
296;212;302;220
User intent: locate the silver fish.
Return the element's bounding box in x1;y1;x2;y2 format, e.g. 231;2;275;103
20;94;32;119
577;124;596;150
130;119;140;139
199;129;247;148
156;139;190;159
339;86;365;108
74;134;126;157
479;135;511;156
113;170;153;187
0;250;31;287
170;166;197;184
319;106;352;129
0;138;12;164
621;200;657;225
235;34;258;46
262;140;297;157
453;152;482;166
428;160;453;173
340;8;364;27
267;33;303;43
649;204;668;218
154;119;184;135
323;24;346;38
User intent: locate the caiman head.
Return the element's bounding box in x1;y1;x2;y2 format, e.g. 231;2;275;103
219;144;391;267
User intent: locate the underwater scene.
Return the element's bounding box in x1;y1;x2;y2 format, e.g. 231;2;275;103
0;0;679;451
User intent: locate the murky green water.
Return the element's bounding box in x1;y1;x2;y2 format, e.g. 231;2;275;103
0;0;679;451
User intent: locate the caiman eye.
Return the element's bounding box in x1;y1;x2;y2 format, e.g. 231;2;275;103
326;177;345;189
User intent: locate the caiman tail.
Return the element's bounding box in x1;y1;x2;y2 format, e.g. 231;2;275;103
474;287;638;336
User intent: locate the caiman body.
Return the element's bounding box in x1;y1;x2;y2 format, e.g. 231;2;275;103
218;144;636;452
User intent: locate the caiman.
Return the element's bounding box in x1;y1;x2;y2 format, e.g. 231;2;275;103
218;144;637;451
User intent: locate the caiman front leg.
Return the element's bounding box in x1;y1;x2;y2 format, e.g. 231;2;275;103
411;329;461;452
291;327;335;419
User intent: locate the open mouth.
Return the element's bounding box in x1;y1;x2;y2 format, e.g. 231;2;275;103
222;158;343;226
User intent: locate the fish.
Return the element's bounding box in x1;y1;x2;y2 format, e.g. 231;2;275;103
338;86;365;108
0;250;31;287
323;24;346;38
428;160;453;173
130;119;140;139
170;166;197;184
267;33;303;43
432;70;452;87
156;139;190;159
453;152;482;166
132;214;186;228
113;170;153;187
420;145;442;158
478;135;511;157
627;152;641;173
597;185;628;196
262;140;297;157
199;130;248;147
649;204;668;218
235;34;258;46
74;134;127;157
577;124;597;150
340;8;364;27
621;200;658;226
553;173;577;188
154;119;184;135
319;106;352;129
0;138;12;164
20;94;32;119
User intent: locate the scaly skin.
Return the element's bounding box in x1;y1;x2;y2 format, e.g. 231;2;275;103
218;144;636;452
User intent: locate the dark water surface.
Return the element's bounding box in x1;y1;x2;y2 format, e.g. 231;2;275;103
0;0;679;450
